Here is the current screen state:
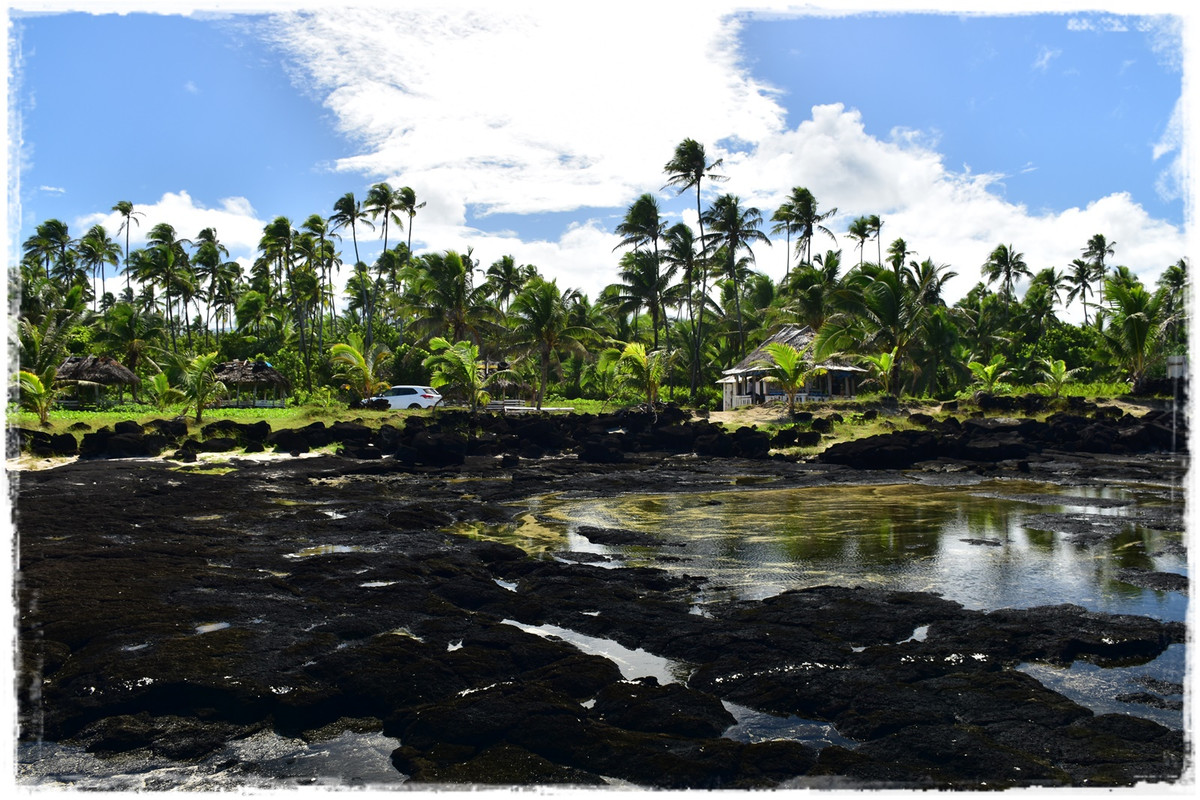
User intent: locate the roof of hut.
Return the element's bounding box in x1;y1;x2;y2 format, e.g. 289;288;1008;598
722;325;864;377
212;360;292;391
55;355;140;385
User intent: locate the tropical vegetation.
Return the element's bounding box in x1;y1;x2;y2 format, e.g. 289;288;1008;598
9;144;1188;422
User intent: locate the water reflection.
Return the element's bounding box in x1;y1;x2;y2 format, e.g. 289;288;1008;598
467;480;1186;623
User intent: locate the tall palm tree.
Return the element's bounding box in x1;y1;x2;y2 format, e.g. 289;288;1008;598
22;219;74;285
847;216;872;267
769;197;798;277
112;201;144;296
364;183;406;346
485;255;534;314
787;187;837;266
508;277;589;409
781;250;841;332
397;186;425;252
76;225;121;311
609;249;675;349
1065;257;1099;326
981;243;1031;323
702;194;770;358
403;250;499;345
191;227;229;345
301;213;341;332
1083;233;1116;280
867;214;884;266
662;222;701;344
330;191;373;269
663;138;725;396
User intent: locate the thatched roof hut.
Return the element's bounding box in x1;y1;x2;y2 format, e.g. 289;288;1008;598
212;360;291;407
55;355;140;386
213;359;292;392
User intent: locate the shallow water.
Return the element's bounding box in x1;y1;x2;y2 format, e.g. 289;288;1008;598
469;479;1187;623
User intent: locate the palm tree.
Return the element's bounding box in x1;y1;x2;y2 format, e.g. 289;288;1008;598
701;193;770;358
422;337;495;413
112;200;144;296
981;243;1031;323
404;250;499;344
176;352;226;423
662;222;701;346
1156;258;1188;350
1100;277;1167;387
755;341;825;415
330;191;373;269
397;186;425;251
663;138;725;396
76;225;121;311
781;250;841;332
867;215;884;266
967;354;1010;392
364;183;406;346
1083;233;1116;280
1065;257;1100;326
22;219;74;285
17;368;58;426
847;216;872;267
609;249;675;350
330;334;392;403
769;197;797;276
1037;358;1081;398
614;341;668;406
508;277;588;409
788;187;837;266
485;255;534;314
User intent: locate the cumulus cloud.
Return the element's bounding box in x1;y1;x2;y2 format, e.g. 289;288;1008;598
262;4;783;218
75;191;265;255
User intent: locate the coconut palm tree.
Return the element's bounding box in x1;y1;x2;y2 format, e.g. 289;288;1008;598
847;216;872;267
1083;233;1116;279
770;197;798;277
330;334;392;403
981;243;1031;323
485;255;535;315
866;215;883;266
663;138;725;396
1099;277;1167;387
179;351;227;424
614;341;669;406
1065;257;1100;326
397;186;425;251
508;277;589;409
404;250;499;345
112;200;144;295
17;368;58;425
701;193;770;358
787;187;837;267
422;337;497;414
77;225;122;311
755;341;825;415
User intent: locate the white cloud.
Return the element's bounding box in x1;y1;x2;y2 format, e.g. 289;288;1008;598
263;4;783;219
75;190;265;254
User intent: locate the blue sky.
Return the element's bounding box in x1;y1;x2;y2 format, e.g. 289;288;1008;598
4;1;1191;316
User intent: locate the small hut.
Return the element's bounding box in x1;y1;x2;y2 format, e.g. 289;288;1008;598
55;355;141;406
212;359;291;408
718;325;864;410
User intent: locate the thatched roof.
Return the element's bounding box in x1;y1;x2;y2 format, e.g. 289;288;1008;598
722;325;863;377
55;355;140;385
213;360;292;391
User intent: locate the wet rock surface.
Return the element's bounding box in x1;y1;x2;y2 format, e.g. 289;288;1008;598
12;408;1189;789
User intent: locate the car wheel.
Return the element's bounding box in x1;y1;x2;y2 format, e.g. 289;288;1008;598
408;403;422;409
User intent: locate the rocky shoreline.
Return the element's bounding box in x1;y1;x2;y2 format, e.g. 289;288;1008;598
11;400;1191;789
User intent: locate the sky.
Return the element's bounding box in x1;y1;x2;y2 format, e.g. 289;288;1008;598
3;0;1194;322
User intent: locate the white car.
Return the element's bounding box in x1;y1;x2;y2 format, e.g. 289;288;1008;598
371;385;443;409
